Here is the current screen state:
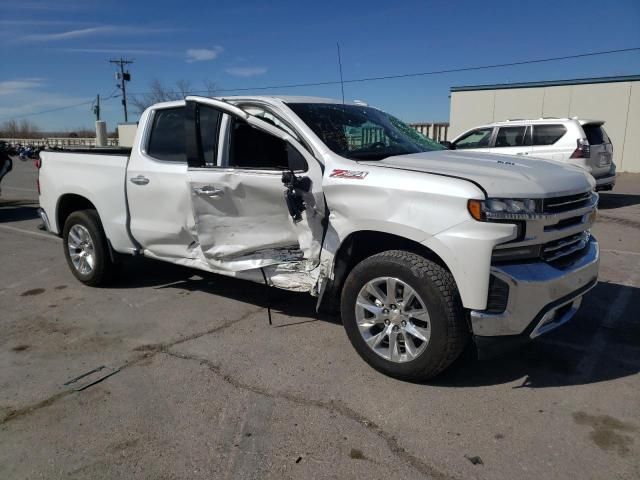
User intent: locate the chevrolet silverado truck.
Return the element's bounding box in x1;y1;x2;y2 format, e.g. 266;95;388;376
38;96;600;381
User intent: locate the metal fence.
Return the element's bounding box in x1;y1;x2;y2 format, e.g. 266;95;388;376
409;122;449;142
1;137;119;147
345;122;449;149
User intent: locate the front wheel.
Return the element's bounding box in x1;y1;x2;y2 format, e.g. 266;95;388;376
341;250;468;381
62;210;117;286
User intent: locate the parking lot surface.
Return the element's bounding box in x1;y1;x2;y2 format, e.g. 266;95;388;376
1;158;639;479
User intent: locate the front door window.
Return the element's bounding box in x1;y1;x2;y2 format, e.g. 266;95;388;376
454;128;493;149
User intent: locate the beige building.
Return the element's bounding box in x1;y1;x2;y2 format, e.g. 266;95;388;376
449;75;640;172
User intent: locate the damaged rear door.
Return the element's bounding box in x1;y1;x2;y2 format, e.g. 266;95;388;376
184;96;326;273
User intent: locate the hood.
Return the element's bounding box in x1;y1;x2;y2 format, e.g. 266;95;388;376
360;150;594;198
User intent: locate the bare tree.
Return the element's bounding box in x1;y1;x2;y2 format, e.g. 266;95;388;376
202;79;218;97
0;119;40;138
0;119;19;138
19;119;41;138
130;79;218;113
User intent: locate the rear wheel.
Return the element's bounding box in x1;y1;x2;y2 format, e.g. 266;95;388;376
62;210;117;286
341;250;468;381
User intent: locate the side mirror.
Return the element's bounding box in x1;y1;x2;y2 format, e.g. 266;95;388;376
281;171;311;192
440;141;454;150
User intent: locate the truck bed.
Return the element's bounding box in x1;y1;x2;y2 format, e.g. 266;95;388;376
38;149;136;253
45;147;132;155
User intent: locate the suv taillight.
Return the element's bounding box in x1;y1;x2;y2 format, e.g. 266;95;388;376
570;138;591;159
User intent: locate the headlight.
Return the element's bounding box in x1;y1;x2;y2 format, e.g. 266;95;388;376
468;198;541;221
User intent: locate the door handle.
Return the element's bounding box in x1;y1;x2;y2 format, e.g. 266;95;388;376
130;175;150;185
193;185;224;197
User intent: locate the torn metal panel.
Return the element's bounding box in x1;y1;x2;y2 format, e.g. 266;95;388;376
148;247;319;293
239;263;319;292
186;97;327;276
188;170;305;271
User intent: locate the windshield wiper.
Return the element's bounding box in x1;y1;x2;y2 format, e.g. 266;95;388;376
347;151;391;160
348;149;414;160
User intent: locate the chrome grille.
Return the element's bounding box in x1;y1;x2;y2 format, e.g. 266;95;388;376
491;190;595;265
542;232;590;263
542;192;592;214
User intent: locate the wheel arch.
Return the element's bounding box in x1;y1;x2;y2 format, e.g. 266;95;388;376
56;193;97;234
317;230;455;314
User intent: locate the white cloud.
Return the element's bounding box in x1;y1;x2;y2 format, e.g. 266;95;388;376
225;66;268;77
20;26;116;42
59;47;178;56
186;46;223;63
0;78;44;96
16;25;182;43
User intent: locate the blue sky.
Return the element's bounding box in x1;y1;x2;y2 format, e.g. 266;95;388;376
1;0;639;131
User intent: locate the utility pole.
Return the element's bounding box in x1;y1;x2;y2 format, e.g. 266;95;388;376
93;94;100;121
109;58;133;122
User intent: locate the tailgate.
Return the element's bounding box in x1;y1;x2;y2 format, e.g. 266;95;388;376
582;123;613;177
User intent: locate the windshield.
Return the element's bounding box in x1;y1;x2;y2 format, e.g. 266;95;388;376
287;103;445;160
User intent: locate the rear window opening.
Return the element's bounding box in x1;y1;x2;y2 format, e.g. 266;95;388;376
582;124;610;145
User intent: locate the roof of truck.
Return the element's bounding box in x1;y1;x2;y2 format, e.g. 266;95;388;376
223;95;361;105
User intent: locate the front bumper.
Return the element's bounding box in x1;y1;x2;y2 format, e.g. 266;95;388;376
471;236;599;354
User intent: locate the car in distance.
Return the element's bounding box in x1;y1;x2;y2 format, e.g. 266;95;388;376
447;118;616;191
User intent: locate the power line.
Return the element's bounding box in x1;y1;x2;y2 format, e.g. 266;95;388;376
0;92;121;122
1;100;94;121
2;46;639;121
208;46;640;93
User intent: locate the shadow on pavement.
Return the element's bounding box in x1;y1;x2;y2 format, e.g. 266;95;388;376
0;203;39;223
598;192;640;210
109;256;338;323
434;281;640;388
111;257;640;388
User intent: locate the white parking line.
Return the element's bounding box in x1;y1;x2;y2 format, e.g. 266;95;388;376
0;224;60;241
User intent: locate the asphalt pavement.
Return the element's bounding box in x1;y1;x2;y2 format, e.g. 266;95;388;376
1;157;639;479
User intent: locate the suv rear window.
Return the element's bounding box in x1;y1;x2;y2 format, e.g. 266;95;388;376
582;124;609;145
532;124;566;146
147;107;186;162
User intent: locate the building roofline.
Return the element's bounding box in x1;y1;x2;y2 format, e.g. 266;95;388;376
450;74;640;92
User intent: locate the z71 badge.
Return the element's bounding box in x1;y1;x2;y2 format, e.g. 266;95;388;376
329;169;369;179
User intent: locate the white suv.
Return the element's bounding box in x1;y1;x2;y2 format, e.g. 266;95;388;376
449;118;616;191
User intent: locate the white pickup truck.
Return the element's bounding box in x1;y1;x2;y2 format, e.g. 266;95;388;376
38;96;600;380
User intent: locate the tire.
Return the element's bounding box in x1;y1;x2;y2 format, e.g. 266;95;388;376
62;209;117;286
341;250;468;381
